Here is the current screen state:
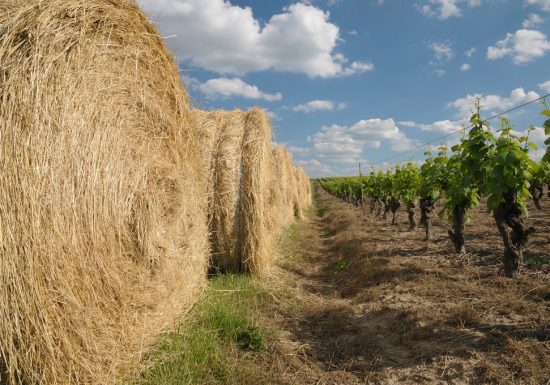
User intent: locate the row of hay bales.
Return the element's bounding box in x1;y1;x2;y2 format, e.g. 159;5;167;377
0;1;311;384
194;110;312;275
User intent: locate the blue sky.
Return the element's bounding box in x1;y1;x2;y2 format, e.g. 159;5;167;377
137;0;550;177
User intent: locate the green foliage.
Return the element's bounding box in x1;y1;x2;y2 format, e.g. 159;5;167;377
321;99;544;224
333;259;351;272
419;146;449;201
485;117;535;214
441;102;495;220
532;159;550;185
541;98;550;163
394;162;420;205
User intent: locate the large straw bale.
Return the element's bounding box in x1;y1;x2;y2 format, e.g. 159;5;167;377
271;146;299;227
193;109;224;254
209;111;246;272
239;108;274;275
0;1;208;384
292;166;312;218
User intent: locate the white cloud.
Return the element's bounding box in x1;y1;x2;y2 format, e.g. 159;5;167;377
522;13;544;28
292;118;417;171
487;29;550;64
524;0;550;12
429;41;455;62
181;74;200;90
338;61;375;76
293;100;346;113
400;119;467;134
428;41;454;76
199;77;282;101
538;80;550;92
137;1;371;78
460;63;471;71
465;47;477;57
448;88;540;118
295;159;334;177
419;0;482;20
265;109;281;120
348;119;418;151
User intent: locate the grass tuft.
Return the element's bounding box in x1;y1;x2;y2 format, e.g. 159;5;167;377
135;275;268;385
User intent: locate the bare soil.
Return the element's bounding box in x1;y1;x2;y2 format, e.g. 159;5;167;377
261;182;549;385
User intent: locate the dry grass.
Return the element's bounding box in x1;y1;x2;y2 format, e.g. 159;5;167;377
258;182;550;385
0;1;208;384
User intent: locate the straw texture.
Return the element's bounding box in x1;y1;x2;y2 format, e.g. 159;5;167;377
0;1;208;384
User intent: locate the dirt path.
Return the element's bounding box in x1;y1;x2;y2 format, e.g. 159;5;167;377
263;182;549;385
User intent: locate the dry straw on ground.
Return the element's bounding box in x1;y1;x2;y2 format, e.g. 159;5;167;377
0;1;208;384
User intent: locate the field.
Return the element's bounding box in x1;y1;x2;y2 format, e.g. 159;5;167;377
134;182;549;385
1;1;549;384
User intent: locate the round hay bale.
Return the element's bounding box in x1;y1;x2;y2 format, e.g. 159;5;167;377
209;110;246;272
292;166;312;219
0;1;208;384
271;146;299;227
239;108;274;275
193;109;224;178
192;109;225;256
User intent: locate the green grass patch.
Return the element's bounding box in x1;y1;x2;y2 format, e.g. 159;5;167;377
333;259;351;272
317;206;326;217
135;275;269;385
525;254;550;266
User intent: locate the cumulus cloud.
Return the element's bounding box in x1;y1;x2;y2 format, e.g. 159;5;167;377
399;119;467;134
448;88;540;118
199;77;282;101
419;0;482;20
539;80;550;92
137;0;372;78
291;118;417;172
295;159;335;177
465;47;477;57
522;13;544;28
487;29;550;64
293;100;346;113
524;0;550;12
460;63;471;71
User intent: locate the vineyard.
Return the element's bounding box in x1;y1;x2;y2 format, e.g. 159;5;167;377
1;1;549;385
320;102;550;278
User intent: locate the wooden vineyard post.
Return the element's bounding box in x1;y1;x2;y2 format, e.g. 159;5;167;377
359;162;365;223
